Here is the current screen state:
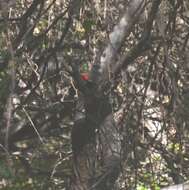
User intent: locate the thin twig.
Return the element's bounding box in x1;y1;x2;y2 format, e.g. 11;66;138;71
22;107;45;145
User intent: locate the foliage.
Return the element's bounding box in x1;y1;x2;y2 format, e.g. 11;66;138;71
0;0;189;189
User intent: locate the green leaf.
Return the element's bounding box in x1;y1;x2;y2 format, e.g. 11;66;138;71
0;160;13;179
137;184;148;190
83;19;95;33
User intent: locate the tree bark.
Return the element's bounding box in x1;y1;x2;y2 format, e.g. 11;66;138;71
70;0;161;189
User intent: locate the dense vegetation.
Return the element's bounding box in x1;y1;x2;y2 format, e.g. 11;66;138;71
0;0;189;189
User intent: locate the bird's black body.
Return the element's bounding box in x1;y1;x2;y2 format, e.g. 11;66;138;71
71;117;96;156
71;65;111;157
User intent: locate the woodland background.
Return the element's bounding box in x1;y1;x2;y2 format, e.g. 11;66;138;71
0;0;189;189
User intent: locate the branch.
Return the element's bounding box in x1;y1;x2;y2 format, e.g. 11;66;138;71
113;0;162;78
92;0;161;91
92;0;146;85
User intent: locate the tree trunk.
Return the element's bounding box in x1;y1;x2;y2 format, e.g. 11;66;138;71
70;0;161;189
